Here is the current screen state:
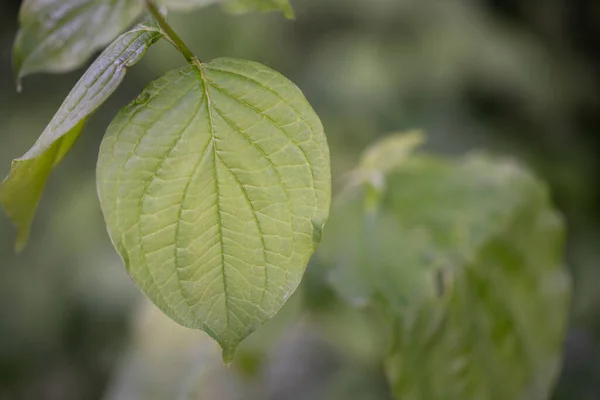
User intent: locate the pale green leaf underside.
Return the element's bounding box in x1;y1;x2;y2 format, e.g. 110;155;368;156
1;23;163;251
383;156;570;400
14;0;143;81
358;130;424;175
338;130;425;201
97;58;331;361
319;154;569;399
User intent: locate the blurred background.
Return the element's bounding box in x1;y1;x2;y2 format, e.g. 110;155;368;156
1;0;600;399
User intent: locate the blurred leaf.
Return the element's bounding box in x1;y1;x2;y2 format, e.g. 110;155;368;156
0;21;164;251
339;130;425;200
97;58;331;362
13;0;143;83
224;0;295;18
358;130;424;176
319;147;570;399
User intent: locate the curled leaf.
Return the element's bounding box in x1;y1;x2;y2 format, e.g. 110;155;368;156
1;22;163;251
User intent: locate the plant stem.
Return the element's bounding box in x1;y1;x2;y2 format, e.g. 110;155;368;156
144;0;200;64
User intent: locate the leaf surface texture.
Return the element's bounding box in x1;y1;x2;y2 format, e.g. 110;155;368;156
97;58;331;361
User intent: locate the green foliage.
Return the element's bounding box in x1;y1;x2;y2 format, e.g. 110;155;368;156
96;58;330;361
1;0;572;397
5;0;312;359
319;145;570;399
0;19;163;251
13;0;293;81
358;130;424;177
13;0;143;84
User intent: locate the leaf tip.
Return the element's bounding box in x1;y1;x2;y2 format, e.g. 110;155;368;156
283;6;296;19
14;237;27;254
13;65;24;93
221;343;238;365
12;41;25;92
12;220;30;254
15;78;23;93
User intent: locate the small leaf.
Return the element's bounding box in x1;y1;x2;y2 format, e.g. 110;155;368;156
358;130;424;175
339;130;425;201
13;0;143;84
1;22;163;251
224;0;295;18
319;152;570;399
97;58;331;362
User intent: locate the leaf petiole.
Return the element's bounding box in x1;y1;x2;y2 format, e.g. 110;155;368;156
144;0;200;64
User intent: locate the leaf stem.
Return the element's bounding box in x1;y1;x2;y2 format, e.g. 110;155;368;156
144;0;200;64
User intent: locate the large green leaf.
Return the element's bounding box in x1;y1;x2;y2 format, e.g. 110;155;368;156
319;150;570;399
1;22;163;251
13;0;142;83
96;58;331;362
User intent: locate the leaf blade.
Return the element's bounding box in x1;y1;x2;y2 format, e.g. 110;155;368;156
1;22;163;251
14;0;143;82
97;59;330;361
319;148;570;399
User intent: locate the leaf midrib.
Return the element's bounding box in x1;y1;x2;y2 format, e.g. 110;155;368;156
200;65;231;331
136;80;206;326
203;67;320;202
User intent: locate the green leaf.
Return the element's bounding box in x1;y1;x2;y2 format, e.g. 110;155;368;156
224;0;295;18
1;22;163;251
358;130;424;176
13;0;293;83
96;58;331;362
338;130;425;202
319;152;570;399
13;0;143;84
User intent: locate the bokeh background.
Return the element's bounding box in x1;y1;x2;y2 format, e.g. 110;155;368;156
1;0;600;399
